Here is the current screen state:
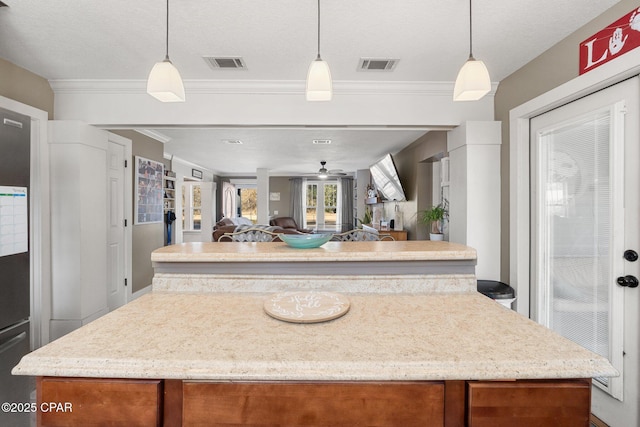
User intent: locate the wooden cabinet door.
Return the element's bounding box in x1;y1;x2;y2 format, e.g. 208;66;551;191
38;377;162;427
380;230;408;241
467;379;591;427
182;381;444;427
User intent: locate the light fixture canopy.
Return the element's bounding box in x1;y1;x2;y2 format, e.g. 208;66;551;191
453;0;490;101
306;0;332;101
147;0;185;102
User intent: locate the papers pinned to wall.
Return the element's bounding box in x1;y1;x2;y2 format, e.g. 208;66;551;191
0;186;28;257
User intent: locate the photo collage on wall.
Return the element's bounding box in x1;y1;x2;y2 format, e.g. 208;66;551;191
135;156;164;224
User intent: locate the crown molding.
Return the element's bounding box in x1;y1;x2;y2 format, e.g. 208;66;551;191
134;129;171;143
49;79;498;97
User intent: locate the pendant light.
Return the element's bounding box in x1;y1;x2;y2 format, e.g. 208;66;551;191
147;0;185;102
453;0;491;101
306;0;332;101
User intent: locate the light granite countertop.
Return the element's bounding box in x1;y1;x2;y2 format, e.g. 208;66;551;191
13;291;617;381
151;241;477;263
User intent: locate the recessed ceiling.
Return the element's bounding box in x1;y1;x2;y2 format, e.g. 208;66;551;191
0;0;620;175
152;127;435;176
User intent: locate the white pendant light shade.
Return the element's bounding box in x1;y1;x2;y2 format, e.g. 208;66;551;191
453;57;491;101
147;59;186;102
306;0;332;101
147;0;185;103
454;0;491;101
306;58;332;101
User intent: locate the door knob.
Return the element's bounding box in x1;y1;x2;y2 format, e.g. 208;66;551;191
624;250;639;262
616;275;639;288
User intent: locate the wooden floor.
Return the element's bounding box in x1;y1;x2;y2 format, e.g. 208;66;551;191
591;414;609;427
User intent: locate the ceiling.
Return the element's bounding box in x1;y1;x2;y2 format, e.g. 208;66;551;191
0;0;620;176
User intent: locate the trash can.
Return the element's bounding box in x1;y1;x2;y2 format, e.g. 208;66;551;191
477;280;515;309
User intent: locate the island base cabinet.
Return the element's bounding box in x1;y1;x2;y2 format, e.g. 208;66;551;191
466;379;592;427
176;381;445;427
37;377;162;427
36;377;592;426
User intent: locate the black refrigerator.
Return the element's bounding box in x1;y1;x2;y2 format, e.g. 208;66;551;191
0;107;32;427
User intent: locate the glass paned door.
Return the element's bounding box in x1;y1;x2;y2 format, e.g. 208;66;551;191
304;181;340;230
323;183;338;226
530;86;631;402
530;76;640;427
239;188;257;223
534;110;616;389
305;183;318;228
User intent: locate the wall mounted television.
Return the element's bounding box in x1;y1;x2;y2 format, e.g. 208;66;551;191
369;153;406;202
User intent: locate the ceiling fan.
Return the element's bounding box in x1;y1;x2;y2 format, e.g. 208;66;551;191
311;160;347;179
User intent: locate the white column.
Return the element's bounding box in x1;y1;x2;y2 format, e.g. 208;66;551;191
199;181;216;242
49;120;109;339
256;168;269;224
447;121;501;280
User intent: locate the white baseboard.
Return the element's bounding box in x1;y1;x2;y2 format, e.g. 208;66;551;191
131;285;152;301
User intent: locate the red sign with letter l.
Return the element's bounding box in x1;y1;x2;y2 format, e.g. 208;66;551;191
579;7;640;75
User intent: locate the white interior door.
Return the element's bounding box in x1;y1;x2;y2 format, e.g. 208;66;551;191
530;77;639;427
107;140;126;311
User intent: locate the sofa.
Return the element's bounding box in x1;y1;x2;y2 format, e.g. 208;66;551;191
269;216;310;233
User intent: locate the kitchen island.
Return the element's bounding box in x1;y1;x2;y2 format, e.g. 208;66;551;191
14;242;616;426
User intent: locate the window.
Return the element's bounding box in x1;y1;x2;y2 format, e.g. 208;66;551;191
182;181;202;231
304;180;340;230
238;187;257;223
305;183;318;228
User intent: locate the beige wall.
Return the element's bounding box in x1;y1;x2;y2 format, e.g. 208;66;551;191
0;58;54;118
269;176;292;219
393;131;448;240
495;0;637;281
111;130;165;293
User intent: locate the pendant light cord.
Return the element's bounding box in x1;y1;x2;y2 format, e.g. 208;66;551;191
165;0;170;60
317;0;321;60
468;0;474;60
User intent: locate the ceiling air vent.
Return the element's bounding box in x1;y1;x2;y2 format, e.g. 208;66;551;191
312;139;332;145
203;57;247;70
357;58;398;72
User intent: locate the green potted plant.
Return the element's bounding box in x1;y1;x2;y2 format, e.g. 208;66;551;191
357;207;372;228
420;204;448;241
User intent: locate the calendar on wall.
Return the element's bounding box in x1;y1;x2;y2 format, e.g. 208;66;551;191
0;186;28;257
135;156;164;224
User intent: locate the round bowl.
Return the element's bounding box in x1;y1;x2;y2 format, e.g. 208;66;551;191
279;233;333;249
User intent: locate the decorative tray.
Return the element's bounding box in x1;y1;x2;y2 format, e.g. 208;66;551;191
263;291;350;323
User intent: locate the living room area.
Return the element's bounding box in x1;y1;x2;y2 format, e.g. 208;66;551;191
161;128;459;246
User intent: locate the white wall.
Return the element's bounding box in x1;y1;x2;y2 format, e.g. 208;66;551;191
50;81;495;128
200;181;216;241
256;168;269;224
448;121;501;280
170;155;214;182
